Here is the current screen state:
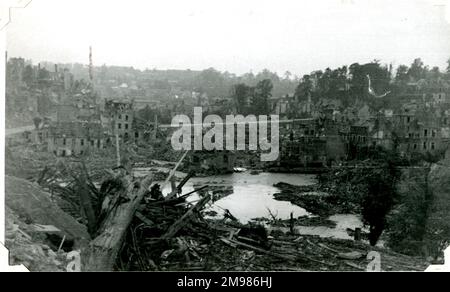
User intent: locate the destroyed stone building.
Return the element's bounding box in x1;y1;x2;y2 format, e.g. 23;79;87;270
104;98;136;142
47;121;105;156
276;118;347;168
393;103;450;157
6;57;26;92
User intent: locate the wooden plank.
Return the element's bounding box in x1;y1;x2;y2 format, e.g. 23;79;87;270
317;242;340;254
221;237;295;261
160;194;211;240
164;150;189;200
176;171;195;193
135;211;155;226
344;261;366;271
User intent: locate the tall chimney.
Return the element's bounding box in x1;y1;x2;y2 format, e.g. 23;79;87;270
55;64;58;73
89;46;93;83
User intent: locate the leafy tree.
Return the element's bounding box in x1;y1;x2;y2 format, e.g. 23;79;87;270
196;67;227;97
22;65;35;87
294;74;313;101
395;65;409;83
387;174;432;255
428;67;441;82
240;72;256;85
349;62;390;99
256;69;280;84
407;58;427;81
252;79;272;115
38;67;50;80
318;148;402;246
37;67;52;89
361;161;400;245
447;58;450;74
283;71;292;80
231;83;252;114
318;67;333;96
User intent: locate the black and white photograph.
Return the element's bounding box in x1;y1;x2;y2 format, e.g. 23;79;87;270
1;0;450;274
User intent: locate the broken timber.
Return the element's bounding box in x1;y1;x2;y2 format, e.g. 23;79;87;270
164;150;189;200
77;169;97;236
160;192;211;240
220;237;295;262
176;170;195;193
148;186;208;207
83;174;154;271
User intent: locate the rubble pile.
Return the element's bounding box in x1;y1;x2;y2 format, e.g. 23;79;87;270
5;175;90;242
117;193;216;271
4;157;433;272
110;176;428;271
5;207;70;272
5;145;57;180
116;200;429;271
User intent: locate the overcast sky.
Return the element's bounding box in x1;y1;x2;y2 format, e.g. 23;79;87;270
5;0;450;76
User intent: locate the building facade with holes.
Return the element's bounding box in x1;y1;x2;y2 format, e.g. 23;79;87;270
47;121;105;156
104;98;135;142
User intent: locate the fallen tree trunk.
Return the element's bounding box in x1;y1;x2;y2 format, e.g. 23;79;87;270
82;174;154;271
77;171;97;236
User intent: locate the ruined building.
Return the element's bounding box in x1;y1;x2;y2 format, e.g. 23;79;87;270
104;98;137;142
6;57;26;93
394;104;449;157
47;122;105;156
